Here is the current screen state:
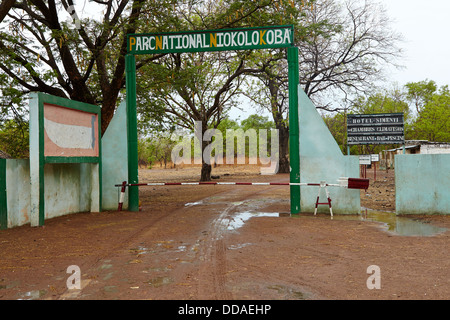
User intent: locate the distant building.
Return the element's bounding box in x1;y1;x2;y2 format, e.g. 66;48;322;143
400;140;450;154
381;140;450;169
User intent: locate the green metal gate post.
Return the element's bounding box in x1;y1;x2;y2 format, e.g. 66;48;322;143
125;54;140;211
288;46;300;214
0;159;7;229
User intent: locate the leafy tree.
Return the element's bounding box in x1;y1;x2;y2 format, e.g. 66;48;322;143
138;131;181;169
405;79;437;114
214;118;239;164
240;114;274;131
352;90;411;120
0;119;29;158
409;85;450;142
322;111;347;153
404;80;449;142
239;114;275;162
0;0;166;134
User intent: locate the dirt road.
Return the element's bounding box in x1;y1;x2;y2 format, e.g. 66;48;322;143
0;167;449;300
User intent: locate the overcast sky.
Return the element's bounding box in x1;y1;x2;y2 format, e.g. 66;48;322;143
378;0;450;88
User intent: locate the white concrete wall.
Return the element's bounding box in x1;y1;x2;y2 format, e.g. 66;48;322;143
298;88;361;214
396;154;450;215
43;163;95;219
420;144;450;154
101;101;129;210
5;160;99;228
5;159;30;228
3;99;127;228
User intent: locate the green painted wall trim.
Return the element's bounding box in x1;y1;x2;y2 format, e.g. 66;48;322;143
125;54;140;212
45;156;100;164
0;159;7;230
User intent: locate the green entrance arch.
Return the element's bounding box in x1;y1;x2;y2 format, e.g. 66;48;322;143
125;25;300;214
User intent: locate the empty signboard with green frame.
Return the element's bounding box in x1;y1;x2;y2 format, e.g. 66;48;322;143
29;92;102;227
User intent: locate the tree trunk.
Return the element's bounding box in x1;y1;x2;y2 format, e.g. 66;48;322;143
200;125;212;181
200;162;212;181
277;124;290;173
100;94;118;136
266;73;291;174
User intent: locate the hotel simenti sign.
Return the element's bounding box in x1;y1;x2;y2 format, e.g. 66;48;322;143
347;113;405;145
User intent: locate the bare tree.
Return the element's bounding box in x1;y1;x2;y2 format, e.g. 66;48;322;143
244;0;403;173
299;0;403;109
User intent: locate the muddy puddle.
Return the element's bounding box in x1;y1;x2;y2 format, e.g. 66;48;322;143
17;289;47;300
223;209;447;237
307;209;446;237
222;212;281;230
186;197;447;237
356;209;447;237
314;210;447;236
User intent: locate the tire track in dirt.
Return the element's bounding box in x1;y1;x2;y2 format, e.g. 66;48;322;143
53;176;289;299
195;183;288;299
196;195;241;299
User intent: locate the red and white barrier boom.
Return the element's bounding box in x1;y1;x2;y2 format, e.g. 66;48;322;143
115;177;369;218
